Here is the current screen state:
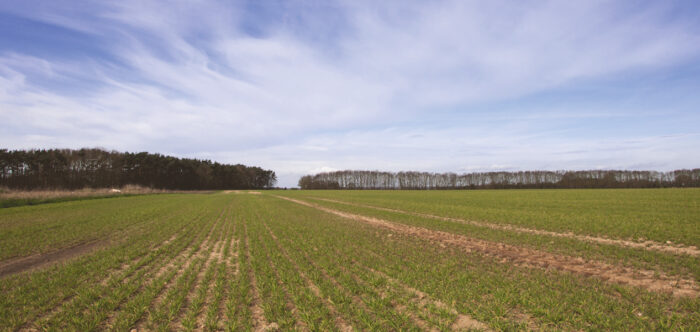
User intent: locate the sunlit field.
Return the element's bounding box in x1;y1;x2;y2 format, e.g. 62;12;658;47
1;189;698;331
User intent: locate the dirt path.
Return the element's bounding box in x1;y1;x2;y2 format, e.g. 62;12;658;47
276;196;699;298
0;240;107;278
310;197;700;257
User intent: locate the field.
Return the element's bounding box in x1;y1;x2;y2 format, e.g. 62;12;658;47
0;189;699;331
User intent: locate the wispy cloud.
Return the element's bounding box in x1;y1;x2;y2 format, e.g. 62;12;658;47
1;1;699;186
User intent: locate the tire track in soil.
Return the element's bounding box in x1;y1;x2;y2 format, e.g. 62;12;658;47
310;197;700;257
131;206;228;331
242;220;275;331
0;240;108;279
261;222;353;332
19;224;192;331
276;196;699;298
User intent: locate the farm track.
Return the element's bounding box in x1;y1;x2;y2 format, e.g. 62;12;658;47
0;240;107;278
310;197;700;257
276;196;700;297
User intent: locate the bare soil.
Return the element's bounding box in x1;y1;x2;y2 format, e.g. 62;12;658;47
0;240;106;278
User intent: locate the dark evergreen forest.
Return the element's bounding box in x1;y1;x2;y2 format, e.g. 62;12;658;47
299;169;700;189
0;148;276;190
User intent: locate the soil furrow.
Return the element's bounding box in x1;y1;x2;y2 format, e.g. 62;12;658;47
171;238;224;331
132;207;228;330
311;197;700;256
195;217;232;331
277;196;699;297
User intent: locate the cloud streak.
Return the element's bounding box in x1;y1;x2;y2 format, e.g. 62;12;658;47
1;0;700;186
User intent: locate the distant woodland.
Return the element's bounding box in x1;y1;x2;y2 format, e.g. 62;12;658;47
298;169;700;189
0;148;277;190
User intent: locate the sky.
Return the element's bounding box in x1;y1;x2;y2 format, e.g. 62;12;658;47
1;1;700;187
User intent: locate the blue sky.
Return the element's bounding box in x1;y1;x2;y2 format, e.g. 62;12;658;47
1;1;700;187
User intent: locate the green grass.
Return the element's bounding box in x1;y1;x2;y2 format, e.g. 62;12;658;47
278;188;700;247
0;189;698;331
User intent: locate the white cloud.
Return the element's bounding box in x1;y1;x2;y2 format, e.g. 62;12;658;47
1;1;699;187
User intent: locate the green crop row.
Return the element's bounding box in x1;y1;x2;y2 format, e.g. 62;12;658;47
2;191;698;331
257;194;699;330
276;188;700;247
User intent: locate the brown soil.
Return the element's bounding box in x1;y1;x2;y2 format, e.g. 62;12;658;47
133;207;228;330
0;240;107;278
312;197;700;257
276;196;699;298
170;238;224;331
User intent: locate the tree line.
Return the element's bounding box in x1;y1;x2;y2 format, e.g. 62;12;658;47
298;169;700;189
0;148;277;190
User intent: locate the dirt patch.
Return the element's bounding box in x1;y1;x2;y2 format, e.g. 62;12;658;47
311;197;700;257
248;191;262;195
0;240;107;278
276;196;699;298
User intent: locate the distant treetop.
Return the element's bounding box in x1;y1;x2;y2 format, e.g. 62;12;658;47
0;148;277;190
298;169;699;190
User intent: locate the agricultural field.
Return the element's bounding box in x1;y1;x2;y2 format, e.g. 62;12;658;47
0;189;699;331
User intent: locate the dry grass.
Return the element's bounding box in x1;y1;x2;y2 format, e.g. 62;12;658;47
0;185;168;201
